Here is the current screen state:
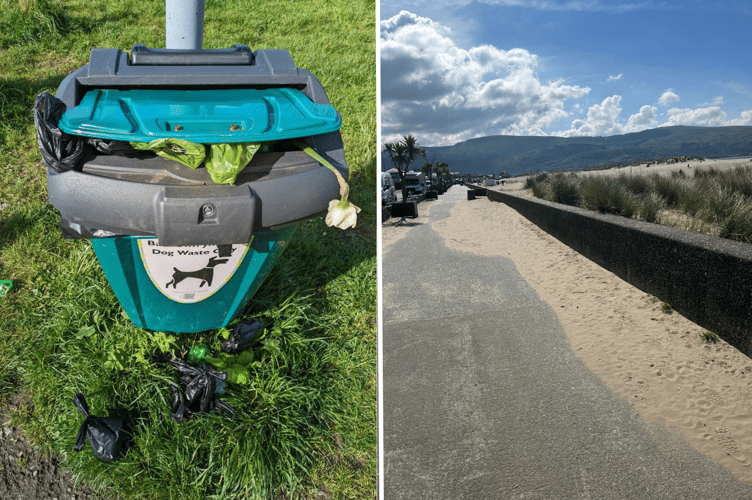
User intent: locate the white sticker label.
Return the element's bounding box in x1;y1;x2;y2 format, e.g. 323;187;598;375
137;240;250;303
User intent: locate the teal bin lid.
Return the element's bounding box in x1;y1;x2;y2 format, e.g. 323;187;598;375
59;88;341;143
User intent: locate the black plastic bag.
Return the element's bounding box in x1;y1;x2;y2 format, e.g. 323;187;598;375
33;91;85;173
221;317;265;354
88;138;155;159
165;357;235;422
73;393;127;462
168;383;187;422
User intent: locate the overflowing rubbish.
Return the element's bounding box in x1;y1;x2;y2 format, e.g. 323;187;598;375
325;198;360;230
33;91;85;173
187;346;251;385
40;43;350;332
294;140;361;229
129;140;264;185
222;317;264;353
88;137;152;158
184;319;262;386
34;91;153;173
204;142;262;185
73;393;128;462
162;356;235;422
130;138;206;169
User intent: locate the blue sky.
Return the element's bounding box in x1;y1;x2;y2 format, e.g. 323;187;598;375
380;0;752;146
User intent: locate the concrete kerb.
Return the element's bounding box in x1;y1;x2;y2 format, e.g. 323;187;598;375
486;188;752;357
466;184;487;198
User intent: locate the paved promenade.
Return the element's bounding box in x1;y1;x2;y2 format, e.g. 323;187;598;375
382;185;752;499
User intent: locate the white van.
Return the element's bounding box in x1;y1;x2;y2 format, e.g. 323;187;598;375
382;172;397;204
405;171;426;196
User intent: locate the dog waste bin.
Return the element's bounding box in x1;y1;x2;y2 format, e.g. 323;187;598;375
41;45;347;333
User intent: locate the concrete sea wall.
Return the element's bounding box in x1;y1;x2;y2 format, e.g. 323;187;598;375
480;187;752;356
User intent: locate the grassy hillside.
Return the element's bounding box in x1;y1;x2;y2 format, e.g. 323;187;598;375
382;126;752;176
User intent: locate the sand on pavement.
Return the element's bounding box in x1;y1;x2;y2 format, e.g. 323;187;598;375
382;186;752;483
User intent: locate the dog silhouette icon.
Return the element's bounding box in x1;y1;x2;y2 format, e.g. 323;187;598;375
165;256;230;288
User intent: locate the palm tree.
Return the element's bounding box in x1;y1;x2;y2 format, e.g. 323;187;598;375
402;134;425;170
434;162;449;191
420;157;434;189
383;135;425;202
420;161;432;180
383;140;406;202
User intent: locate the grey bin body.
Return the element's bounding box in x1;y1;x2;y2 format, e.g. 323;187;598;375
48;45;347;246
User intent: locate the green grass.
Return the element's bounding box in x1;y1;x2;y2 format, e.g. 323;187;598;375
578;176;637;218
0;0;92;49
639;192;665;224
549;172;580;206
701;331;719;343
526;165;752;244
0;0;376;498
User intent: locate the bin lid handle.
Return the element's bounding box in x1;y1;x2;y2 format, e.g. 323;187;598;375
129;44;254;66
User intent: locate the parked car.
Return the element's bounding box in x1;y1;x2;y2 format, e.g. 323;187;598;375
387;168;403;191
382;172;397;204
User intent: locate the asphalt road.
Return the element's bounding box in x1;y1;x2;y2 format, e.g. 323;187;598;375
382;185;752;499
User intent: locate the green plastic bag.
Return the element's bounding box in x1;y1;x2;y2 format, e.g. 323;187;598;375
187;344;254;385
130;139;205;169
205;143;261;185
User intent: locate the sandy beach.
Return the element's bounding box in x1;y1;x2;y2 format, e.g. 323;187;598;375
382;184;752;483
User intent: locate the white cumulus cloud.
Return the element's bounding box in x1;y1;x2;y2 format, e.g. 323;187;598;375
658;89;680;105
381;11;752;144
380;11;590;145
665;107;728;126
625;105;659;131
560;95;624;136
727;110;752;126
559;98;659;137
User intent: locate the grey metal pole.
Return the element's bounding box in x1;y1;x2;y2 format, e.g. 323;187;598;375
166;0;205;49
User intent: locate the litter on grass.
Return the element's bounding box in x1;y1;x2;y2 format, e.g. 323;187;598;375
162;357;235;422
73;393;128;462
222;317;264;353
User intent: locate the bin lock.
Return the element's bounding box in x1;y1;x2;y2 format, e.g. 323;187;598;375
154;185;256;246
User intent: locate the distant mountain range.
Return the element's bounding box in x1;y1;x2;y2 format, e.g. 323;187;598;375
381;126;752;177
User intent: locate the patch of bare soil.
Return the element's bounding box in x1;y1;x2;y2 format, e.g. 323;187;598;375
0;393;98;500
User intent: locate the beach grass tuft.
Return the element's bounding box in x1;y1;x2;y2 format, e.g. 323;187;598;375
526;164;752;244
701;331;719;343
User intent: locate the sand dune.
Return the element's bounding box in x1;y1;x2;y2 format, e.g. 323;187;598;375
498;156;752;191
